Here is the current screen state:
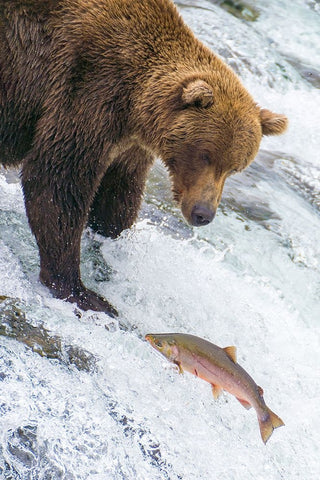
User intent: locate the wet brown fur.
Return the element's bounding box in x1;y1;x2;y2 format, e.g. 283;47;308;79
0;0;288;314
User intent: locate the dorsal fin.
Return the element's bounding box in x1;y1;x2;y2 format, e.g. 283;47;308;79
258;385;264;396
223;346;237;363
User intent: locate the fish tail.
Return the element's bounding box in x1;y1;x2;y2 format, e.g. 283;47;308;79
258;407;285;444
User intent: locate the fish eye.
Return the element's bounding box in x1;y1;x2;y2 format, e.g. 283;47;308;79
154;339;162;348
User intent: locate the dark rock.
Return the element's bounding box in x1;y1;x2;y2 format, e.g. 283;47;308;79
284;54;320;88
0;297;98;373
209;0;260;21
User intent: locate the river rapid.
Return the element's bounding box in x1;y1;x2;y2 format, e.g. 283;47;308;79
0;1;319;478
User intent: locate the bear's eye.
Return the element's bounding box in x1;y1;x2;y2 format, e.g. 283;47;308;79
202;153;212;165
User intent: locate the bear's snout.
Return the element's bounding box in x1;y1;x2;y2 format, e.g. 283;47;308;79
191;204;216;227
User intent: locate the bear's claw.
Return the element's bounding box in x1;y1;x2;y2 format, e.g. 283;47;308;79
41;274;118;317
66;288;119;317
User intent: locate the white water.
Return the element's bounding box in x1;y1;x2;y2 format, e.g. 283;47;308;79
1;1;320;478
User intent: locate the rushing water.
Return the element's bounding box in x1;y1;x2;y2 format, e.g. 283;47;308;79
0;1;319;479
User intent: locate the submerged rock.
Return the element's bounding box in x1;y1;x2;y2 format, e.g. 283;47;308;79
175;0;259;21
209;0;259;21
1;424;69;479
283;54;320;88
221;150;282;226
0;297;97;372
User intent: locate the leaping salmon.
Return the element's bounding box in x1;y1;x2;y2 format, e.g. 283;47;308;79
145;333;284;444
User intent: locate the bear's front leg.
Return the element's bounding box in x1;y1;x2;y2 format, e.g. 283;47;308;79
88;144;154;238
21;155;118;317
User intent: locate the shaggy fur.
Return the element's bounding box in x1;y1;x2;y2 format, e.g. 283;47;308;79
0;0;288;315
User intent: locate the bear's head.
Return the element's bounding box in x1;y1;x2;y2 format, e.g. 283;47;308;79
159;73;288;227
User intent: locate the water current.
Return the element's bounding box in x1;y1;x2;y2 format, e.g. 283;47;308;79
0;1;319;478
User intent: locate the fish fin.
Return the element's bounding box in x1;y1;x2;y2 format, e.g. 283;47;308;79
174;361;184;374
258;386;264;396
211;384;223;400
223;346;237;363
236;397;252;410
259;407;285;444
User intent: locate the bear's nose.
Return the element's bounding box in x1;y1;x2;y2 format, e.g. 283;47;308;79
191;205;215;226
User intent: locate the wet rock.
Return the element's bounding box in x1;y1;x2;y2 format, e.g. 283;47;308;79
175;0;259;21
0;297;97;373
221;150;282;226
7;425;38;470
223;149;320;228
0;459;20;479
1;424;69;480
208;0;259;21
306;0;320;14
275;155;320;213
284;54;320;88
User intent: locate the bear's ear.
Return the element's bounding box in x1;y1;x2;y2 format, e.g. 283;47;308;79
260;108;288;136
182;79;214;108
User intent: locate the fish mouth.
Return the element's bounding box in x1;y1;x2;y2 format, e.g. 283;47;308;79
145;334;158;348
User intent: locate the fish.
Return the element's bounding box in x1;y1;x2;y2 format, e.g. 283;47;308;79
145;333;284;444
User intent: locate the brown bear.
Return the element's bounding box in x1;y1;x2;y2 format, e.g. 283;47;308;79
0;0;288;316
